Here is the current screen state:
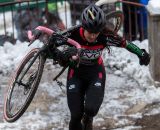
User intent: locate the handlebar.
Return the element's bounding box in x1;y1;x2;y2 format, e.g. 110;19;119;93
27;26;81;49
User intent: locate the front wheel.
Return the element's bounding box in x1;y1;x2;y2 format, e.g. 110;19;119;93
4;48;46;122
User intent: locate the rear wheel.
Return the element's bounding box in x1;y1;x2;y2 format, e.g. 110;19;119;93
4;48;46;122
104;10;124;33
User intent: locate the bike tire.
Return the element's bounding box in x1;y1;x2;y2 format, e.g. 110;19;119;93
4;48;46;122
103;10;124;33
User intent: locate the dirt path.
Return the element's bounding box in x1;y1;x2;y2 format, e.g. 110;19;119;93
136;114;160;130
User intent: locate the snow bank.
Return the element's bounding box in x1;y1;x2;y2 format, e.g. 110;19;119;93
147;0;160;14
1;37;160;130
0;40;42;74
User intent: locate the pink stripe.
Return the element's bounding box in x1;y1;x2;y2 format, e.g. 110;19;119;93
69;69;74;79
98;57;103;65
36;26;54;35
81;45;104;50
121;38;126;47
79;27;86;41
99;72;102;79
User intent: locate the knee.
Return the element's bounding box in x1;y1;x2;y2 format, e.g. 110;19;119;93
85;96;103;117
85;104;100;117
71;111;83;121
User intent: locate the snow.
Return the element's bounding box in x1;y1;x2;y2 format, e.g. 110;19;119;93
0;38;159;130
148;0;160;9
0;12;17;37
0;40;43;75
1;1;160;129
147;0;160;15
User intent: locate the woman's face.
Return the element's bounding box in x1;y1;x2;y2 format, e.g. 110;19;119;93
84;30;100;43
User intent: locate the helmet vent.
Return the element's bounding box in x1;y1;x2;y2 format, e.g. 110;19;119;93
99;13;101;19
81;4;105;32
88;9;95;20
95;21;97;26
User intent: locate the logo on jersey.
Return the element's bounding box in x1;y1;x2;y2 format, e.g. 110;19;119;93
80;48;102;60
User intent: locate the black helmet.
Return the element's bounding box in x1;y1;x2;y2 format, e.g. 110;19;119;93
81;4;106;33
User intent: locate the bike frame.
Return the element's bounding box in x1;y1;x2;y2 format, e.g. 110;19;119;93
17;25;82;88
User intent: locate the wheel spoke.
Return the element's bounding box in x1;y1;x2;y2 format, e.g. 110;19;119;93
7;54;40;116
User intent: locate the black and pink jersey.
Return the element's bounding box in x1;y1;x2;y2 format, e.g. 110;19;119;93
62;25;126;65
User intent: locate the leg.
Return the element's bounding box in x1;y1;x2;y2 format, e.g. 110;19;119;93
85;72;106;117
67;68;85;130
83;69;106;130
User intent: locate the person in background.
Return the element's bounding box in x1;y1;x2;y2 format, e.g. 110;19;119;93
123;0;149;41
14;0;65;41
138;0;149;40
47;1;65;31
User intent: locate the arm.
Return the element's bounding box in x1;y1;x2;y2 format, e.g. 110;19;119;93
125;41;144;57
48;25;81;47
125;41;150;66
103;33;150;65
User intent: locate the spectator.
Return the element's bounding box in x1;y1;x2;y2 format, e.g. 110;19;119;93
123;0;149;41
138;0;149;40
47;2;65;31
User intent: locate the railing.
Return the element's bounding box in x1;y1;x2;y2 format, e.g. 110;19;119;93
120;0;148;41
0;0;45;38
0;0;66;42
69;0;116;25
0;0;148;43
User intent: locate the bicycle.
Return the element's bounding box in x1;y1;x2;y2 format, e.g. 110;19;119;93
3;10;124;123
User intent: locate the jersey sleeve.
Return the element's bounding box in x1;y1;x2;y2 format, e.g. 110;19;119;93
125;41;144;57
61;25;80;47
62;25;80;39
100;32;126;48
100;32;144;57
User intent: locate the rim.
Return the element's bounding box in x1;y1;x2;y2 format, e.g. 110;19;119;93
6;55;40;118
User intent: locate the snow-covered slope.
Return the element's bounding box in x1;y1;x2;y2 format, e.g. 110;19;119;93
1;39;160;130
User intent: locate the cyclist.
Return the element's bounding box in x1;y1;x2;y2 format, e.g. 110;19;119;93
33;3;150;130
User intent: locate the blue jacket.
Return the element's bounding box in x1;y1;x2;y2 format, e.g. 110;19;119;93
139;0;149;5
